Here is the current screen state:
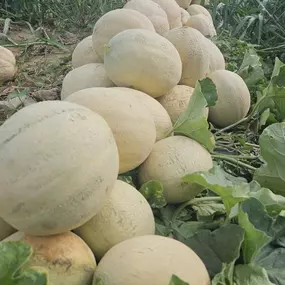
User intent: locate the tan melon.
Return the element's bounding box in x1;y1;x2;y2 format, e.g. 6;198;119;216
114;87;172;141
157;85;209;123
208;70;251;127
65;87;156;174
180;7;190;25
92;9;155;60
187;4;212;20
124;0;169;35
60;63;114;100
93;235;211;285
0;46;17;83
205;38;225;72
175;0;192;9
191;0;210;4
164;26;210;87
104;29;182;98
139;136;213;203
0;101;119;235
185;14;216;37
0;218;16;241
72;36;102;68
74;180;155;260
3;231;96;285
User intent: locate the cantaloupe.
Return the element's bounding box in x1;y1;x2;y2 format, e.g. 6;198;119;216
93;235;211;285
114;87;172;141
150;0;182;29
157;85;209;123
208;70;251;127
164;27;210;87
3;231;96;285
72;36;102;68
60;63;114;100
74;180;155;260
0;46;17;83
191;0;210;4
92;9;155;60
0;101;119;235
124;0;169;35
205;38;225;72
0;218;16;241
104;29;182;98
64;87;156;174
185;14;216;37
187;4;212;20
139;136;213;203
175;0;192;9
180;7;190;25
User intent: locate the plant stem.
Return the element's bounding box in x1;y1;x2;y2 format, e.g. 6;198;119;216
212;154;257;171
212;153;258;160
172;197;222;222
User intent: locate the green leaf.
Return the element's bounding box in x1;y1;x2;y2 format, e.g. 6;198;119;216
233;264;275;285
192;201;226;220
212;262;235;285
254;122;285;195
139;180;167;209
179;224;244;278
168;275;189;285
200;77;218;107
0;241;49;285
173;78;216;152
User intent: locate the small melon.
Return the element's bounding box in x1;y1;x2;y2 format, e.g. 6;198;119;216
124;0;169;35
60;63;114;100
3;231;96;285
0;218;16;241
0;46;17;83
175;0;192;9
208;70;251;127
185;14;216;37
65;87;156;174
180;7;190;25
139;136;213;203
187;4;212;20
74;180;155;260
0;101;119;235
93;235;211;285
72;36;103;68
92;9;155;60
157;85;209;123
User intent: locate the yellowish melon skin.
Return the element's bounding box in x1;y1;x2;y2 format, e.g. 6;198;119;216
92;9;155;60
3;231;96;285
124;0;170;35
185;14;216;37
0;218;16;241
104;28;182;98
187;4;212;20
65;87;156;174
157;85;209;123
164;27;210;87
93;235;211;285
0;101;119;235
114;87;173;141
175;0;192;9
74;180;155;260
191;0;210;4
208;70;251;127
205;38;226;72
180;7;190;25
60;63;114;100
139;136;213;203
0;46;17;83
72;36;103;68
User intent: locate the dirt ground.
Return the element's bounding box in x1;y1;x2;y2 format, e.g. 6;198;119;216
0;22;90;124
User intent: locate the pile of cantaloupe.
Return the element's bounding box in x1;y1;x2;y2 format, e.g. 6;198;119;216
0;0;251;284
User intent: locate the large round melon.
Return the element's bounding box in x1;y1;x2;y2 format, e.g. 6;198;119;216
0;218;16;241
104;28;182;98
72;36;103;68
65;87;156;173
93;235;211;285
92;9;155;60
180;7;190;25
205;38;225;72
0;101;119;235
175;0;192;9
139;136;213;203
164;26;210;87
114;87;172;141
3;231;96;285
124;0;169;35
158;85;209;123
60;63;114;100
185;14;216;37
187;4;212;19
0;46;17;83
74;180;155;260
208;70;251;127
